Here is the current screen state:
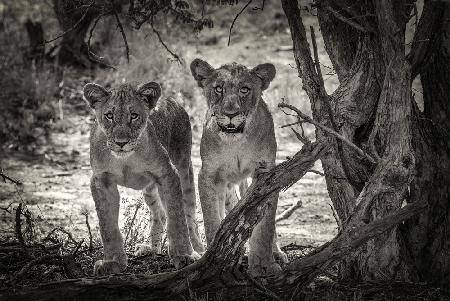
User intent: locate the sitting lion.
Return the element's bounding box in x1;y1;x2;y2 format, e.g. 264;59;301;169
190;59;288;275
83;82;203;275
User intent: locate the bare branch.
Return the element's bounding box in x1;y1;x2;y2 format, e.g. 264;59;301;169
0;167;22;186
329;203;342;233
307;169;324;176
44;0;96;44
324;5;371;33
276;200;303;223
150;18;183;64
309;26;324;89
15;204;27;253
124;202;141;246
110;0;130;63
82;212;93;252
228;0;253;46
279;102;377;164
14;254;61;281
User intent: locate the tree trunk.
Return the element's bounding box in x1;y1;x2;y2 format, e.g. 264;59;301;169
24;19;45;66
404;2;450;285
283;0;449;283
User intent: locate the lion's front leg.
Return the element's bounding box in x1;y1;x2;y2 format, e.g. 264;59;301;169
90;175;127;276
198;167;226;247
248;193;281;276
248;161;286;276
156;165;200;269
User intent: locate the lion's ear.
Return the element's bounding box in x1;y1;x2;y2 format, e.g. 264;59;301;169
83;83;109;109
137;82;161;110
190;58;215;88
252;63;276;90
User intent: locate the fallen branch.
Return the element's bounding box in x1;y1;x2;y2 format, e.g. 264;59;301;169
13;254;61;281
276;200;303;223
0;167;22;186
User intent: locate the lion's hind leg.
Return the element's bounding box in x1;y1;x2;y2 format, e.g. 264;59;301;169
178;160;205;254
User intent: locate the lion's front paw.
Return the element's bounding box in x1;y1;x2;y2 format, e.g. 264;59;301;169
274;250;289;264
94;259;125;276
134;244;159;257
172;251;201;269
248;262;282;277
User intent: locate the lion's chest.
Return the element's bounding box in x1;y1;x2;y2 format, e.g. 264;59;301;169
214;149;258;184
102;156;156;190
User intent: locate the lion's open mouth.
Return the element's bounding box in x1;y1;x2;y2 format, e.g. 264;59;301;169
218;121;246;134
111;150;134;158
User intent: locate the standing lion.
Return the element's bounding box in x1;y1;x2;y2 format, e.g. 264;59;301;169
83;82;203;275
190;59;287;276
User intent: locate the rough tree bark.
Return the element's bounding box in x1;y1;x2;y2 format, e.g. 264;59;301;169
405;1;450;285
284;0;450;284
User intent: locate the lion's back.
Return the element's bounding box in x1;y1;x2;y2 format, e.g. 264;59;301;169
149;97;192;159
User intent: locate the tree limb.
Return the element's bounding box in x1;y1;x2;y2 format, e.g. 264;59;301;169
110;0;130;63
279;102;376;164
228;0;253;46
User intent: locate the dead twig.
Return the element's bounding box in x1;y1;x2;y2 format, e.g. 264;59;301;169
44;227;78;246
307;169;325;176
86;13;116;70
279;102;377;164
329;203;342;233
228;0;253;46
242;271;282;301
110;0;130;63
14;254;61;280
82;212;94;252
291;128;311;145
0;167;22;185
324;5;371;33
150;17;183;64
309;26;325;91
44;0;95;44
15;204;27;254
276;200;303;223
124;203;141;246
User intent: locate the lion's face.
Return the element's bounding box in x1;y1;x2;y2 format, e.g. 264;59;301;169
190;59;275;136
83;82;161;157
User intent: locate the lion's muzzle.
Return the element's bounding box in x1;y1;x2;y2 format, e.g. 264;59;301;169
216;113;247;134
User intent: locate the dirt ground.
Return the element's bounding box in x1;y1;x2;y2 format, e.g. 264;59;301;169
0;4;338;267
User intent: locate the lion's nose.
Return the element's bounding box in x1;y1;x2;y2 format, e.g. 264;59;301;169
115;139;129;148
223;111;239;119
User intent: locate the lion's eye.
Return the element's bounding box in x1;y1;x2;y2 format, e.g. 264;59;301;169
214;86;223;94
130;113;139;121
240;87;250;94
105;112;113;120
